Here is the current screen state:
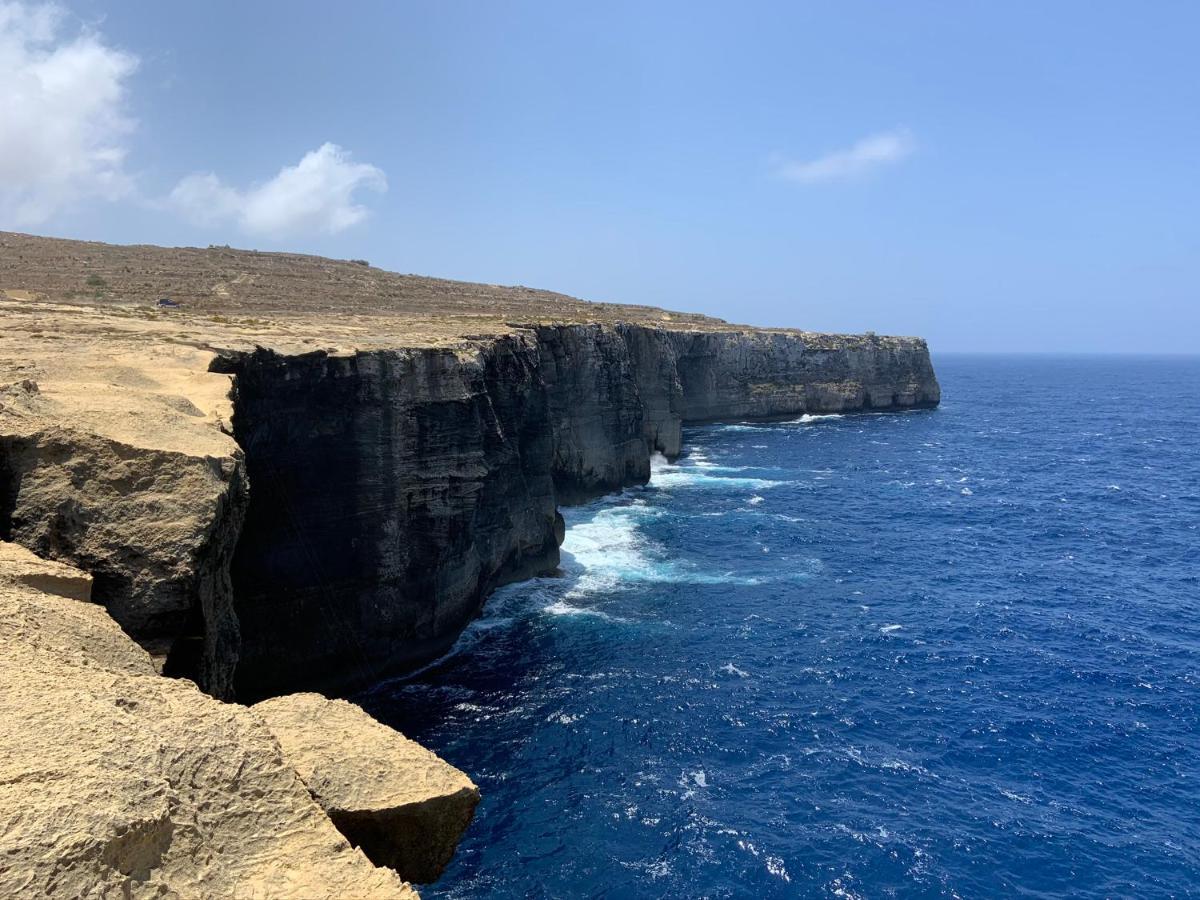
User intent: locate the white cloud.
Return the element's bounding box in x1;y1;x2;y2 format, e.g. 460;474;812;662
0;2;138;225
776;128;915;184
169;143;387;238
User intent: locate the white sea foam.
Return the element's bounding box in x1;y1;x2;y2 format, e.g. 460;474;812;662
716;423;769;433
684;451;759;474
562;505;666;591
765;856;791;882
747;495;765;505
879;624;903;633
720;662;750;678
543;600;628;622
558;504;790;605
789;413;845;423
652;470;784;490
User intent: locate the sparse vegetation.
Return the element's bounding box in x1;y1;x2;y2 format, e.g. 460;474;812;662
84;274;111;300
349;259;370;267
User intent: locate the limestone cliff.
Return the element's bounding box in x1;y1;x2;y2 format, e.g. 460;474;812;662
0;542;420;898
254;693;481;884
213;338;560;699
0;339;248;697
0;231;940;706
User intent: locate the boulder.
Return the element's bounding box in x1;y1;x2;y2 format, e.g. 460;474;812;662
253;693;480;883
0;543;417;899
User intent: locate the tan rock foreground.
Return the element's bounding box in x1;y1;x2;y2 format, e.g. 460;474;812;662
0;542;418;899
255;694;480;884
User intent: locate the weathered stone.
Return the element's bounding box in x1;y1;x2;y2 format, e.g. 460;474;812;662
0;538;92;601
0;340;248;697
254;693;480;884
0;543;417;899
534;324;651;502
664;328;941;421
217;337;560;700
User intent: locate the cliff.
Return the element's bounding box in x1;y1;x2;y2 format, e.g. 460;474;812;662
0;231;938;892
1;231;939;703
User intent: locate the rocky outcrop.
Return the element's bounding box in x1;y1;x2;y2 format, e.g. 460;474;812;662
0;232;941;896
534;324;651;503
0;341;248;698
0;234;940;707
254;693;480;884
618;324;685;458
213;322;938;699
0;542;417;899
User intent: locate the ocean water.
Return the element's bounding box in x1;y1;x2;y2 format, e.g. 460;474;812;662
360;355;1200;898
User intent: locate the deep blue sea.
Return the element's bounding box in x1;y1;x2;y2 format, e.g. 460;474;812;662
360;355;1200;899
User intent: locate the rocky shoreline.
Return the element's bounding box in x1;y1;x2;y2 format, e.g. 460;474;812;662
0;232;939;896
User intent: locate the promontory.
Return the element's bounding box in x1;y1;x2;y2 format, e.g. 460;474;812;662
0;231;939;896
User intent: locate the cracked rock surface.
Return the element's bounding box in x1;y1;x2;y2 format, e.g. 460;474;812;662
255;693;480;884
0;542;417;899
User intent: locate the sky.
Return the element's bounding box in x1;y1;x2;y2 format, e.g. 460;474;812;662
2;1;1198;353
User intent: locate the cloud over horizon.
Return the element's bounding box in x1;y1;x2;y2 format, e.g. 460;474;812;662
776;128;915;184
169;143;387;239
0;1;138;225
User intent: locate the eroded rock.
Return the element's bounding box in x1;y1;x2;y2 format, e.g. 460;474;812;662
0;543;417;899
0;340;248;697
1;232;940;703
253;693;480;884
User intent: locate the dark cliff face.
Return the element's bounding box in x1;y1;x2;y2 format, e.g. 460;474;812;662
618;325;685;459
205;324;939;700
534;325;651;504
665;330;941;422
212;336;561;701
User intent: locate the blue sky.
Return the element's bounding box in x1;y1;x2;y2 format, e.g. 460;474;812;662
3;1;1198;352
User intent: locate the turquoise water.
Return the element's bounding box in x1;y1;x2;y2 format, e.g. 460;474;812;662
361;355;1200;898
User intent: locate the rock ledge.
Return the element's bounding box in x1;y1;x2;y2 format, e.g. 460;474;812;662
255;693;481;884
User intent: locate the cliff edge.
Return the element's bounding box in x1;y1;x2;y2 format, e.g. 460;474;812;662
1;231;939;705
1;231;938;894
0;541;423;898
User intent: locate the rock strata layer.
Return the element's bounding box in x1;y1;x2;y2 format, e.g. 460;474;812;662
254;693;481;884
216;323;938;698
0;232;940;704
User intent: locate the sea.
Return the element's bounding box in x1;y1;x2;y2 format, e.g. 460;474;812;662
359;355;1200;899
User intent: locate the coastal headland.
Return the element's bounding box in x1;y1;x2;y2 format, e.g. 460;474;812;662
0;231;939;896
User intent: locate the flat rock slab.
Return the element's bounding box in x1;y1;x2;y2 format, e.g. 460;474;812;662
254;693;480;883
0;540;93;601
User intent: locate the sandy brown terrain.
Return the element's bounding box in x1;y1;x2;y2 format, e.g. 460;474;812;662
0;230;905;350
0;229;718;340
